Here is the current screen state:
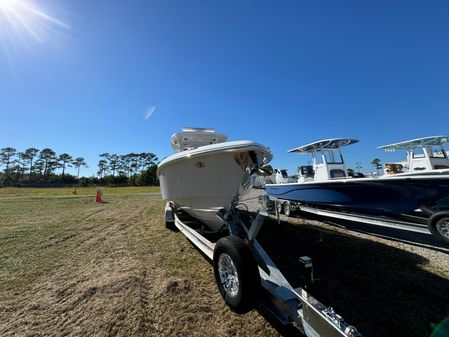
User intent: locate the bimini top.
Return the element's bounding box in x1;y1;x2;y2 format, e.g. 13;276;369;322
171;127;228;152
288;138;359;153
378;135;449;151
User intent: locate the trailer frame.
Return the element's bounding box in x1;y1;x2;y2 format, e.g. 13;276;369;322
164;201;361;337
272;199;449;244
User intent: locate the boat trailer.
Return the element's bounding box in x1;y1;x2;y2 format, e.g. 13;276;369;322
274;200;449;245
164;198;361;337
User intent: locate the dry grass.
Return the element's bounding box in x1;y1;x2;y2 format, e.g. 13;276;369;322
1;188;448;337
0;190;277;337
0;186;160;199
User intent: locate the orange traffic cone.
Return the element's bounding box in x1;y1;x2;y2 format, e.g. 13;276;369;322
95;191;102;202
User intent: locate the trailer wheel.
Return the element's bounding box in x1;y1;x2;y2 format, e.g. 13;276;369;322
282;201;291;217
428;212;449;244
213;236;260;314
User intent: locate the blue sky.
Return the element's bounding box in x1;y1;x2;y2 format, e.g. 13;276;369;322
1;0;449;176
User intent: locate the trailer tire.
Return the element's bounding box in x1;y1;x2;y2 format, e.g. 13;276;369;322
213;236;260;314
428;211;449;244
282;201;291;217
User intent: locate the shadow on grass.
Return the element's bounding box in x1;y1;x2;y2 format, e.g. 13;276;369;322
173;209;449;337
257;216;449;337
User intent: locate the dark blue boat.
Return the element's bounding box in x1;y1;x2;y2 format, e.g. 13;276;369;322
266;176;449;216
265;138;449;216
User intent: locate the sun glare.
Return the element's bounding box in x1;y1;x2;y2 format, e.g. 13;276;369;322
0;0;69;51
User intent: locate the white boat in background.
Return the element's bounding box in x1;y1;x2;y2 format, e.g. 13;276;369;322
266;168;297;184
379;135;449;175
157;128;272;231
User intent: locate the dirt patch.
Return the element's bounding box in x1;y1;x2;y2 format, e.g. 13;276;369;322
161;279;192;295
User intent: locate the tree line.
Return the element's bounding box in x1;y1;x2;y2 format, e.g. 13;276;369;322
95;152;158;186
0;147;159;187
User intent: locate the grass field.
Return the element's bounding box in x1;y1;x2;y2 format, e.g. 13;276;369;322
0;186;160;199
1;187;448;337
0;187;277;337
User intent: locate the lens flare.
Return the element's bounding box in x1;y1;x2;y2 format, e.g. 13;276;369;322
0;0;69;52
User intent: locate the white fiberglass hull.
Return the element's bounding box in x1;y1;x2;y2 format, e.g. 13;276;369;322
158;141;271;231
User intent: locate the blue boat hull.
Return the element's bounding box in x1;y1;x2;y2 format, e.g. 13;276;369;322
266;178;449;216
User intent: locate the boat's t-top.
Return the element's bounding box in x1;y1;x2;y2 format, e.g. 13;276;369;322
171;127;228;152
289;138;359;183
378;135;449;174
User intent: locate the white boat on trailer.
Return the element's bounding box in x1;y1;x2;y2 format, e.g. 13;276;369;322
159;128;361;337
157;127;272;231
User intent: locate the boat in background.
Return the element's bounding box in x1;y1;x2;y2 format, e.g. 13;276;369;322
264;168;296;184
266;138;449;217
158;128;272;231
379;135;449;175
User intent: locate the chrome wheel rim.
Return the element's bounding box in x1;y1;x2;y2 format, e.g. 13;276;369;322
436;217;449;239
218;253;239;298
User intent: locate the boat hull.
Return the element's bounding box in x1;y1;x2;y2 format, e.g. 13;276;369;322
158;141;271;231
266;175;449;216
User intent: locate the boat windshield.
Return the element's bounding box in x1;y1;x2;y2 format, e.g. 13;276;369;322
322;149;344;164
428;145;447;158
412;147;425;158
280;169;288;178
